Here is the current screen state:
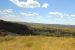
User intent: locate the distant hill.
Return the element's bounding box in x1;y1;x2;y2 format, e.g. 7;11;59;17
0;20;32;36
14;21;75;29
0;20;75;37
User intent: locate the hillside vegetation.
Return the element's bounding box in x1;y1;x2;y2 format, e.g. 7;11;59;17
0;20;32;36
0;20;75;37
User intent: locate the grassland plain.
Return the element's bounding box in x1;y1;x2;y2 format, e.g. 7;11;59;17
0;36;75;50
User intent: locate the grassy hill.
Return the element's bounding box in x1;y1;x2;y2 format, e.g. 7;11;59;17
0;20;75;50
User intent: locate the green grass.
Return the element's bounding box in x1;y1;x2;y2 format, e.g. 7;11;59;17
0;36;75;50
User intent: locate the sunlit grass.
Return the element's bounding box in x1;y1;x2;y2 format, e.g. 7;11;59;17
0;36;75;50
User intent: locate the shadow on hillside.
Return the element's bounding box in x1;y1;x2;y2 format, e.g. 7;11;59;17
0;20;32;36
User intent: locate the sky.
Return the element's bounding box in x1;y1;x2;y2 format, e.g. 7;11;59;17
0;0;75;25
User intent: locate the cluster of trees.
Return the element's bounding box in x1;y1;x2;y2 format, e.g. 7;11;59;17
31;26;75;37
0;20;32;36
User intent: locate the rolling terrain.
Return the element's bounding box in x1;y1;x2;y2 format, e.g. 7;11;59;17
0;20;75;50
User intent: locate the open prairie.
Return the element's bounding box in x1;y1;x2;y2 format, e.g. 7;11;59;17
0;36;75;50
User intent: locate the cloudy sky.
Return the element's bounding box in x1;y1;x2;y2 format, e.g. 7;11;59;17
0;0;75;25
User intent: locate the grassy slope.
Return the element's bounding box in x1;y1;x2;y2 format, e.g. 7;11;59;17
0;36;75;50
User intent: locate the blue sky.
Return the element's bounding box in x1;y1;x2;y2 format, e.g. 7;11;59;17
0;0;75;25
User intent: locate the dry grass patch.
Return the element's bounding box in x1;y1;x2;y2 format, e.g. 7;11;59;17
0;36;75;50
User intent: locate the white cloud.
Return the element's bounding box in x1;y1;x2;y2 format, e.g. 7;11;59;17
10;0;49;8
0;9;41;21
49;12;63;16
0;9;19;21
20;12;39;16
70;14;75;17
10;0;40;8
48;11;75;20
0;9;20;18
0;9;13;15
42;3;48;8
49;12;63;18
1;9;75;25
0;9;15;21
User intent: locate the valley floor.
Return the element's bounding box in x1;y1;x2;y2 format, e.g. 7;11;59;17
0;36;75;50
